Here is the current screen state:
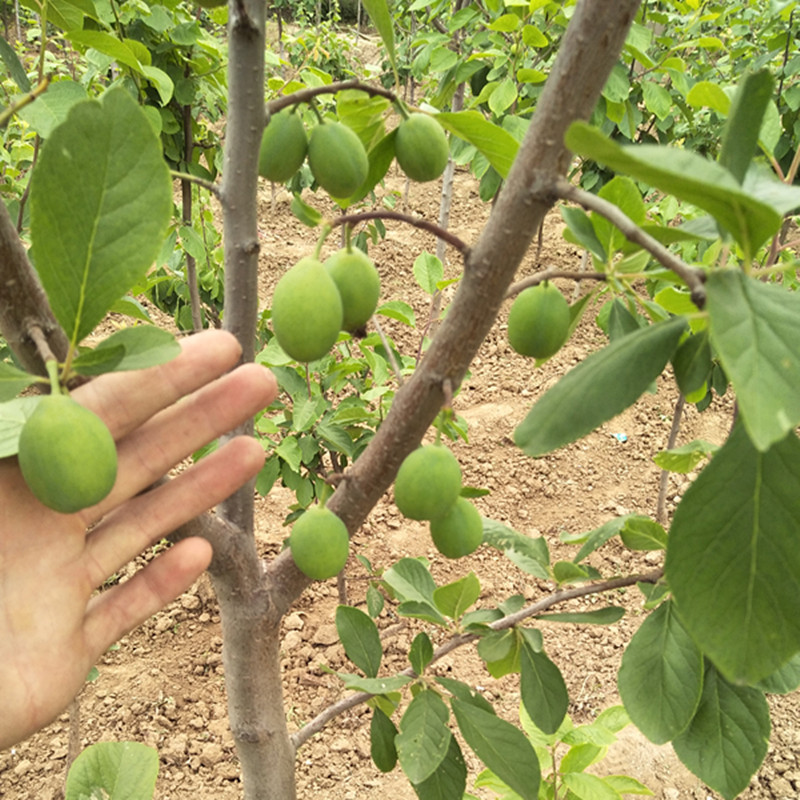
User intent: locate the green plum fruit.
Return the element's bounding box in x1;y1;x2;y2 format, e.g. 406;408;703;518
394;113;449;183
259;110;308;184
308;122;369;199
18;394;117;514
290;506;350;580
507;282;570;359
271;257;343;362
394;444;462;521
429;497;483;558
325;247;381;332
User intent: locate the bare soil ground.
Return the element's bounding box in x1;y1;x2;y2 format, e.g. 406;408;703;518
1;169;797;800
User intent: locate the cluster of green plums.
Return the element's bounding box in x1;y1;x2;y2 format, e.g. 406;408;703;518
394;444;482;559
258;107;450;196
271;245;381;362
17;393;118;514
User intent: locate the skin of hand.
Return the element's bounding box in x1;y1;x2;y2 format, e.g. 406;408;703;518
0;329;277;749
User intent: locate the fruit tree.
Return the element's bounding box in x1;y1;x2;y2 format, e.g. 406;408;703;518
2;0;800;799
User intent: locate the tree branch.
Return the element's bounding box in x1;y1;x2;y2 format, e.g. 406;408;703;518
291;569;661;749
266;79;398;117
554;180;707;308
332;209;470;255
506;268;607;299
0;201;70;375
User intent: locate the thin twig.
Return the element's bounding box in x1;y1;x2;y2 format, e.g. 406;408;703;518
506;268;607;300
554;180;707;308
0;75;50;129
266;79;398;117
26;323;58;365
369;314;404;387
333;210;470;256
290;569;661;749
170;170;220;198
657;394;685;525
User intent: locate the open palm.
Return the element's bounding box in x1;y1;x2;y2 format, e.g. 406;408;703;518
0;330;276;748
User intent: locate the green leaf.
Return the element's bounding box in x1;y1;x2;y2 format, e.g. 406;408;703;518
335;605;382;678
0;363;39;401
0;397;38;457
436;110;519;179
0;36;31;91
411;735;467;800
290;194;323;227
482;518;550;579
382;558;437;605
291;394;326;433
641;80;672;120
565;122;783;258
652;439;718;473
603;775;653;796
336;673;412;694
720;70;774;184
397;601;448;627
707;270;800;451
65;741;158;800
366;584;384;618
672;662;770;800
413;252;444;295
477;629;517;664
666;423;800;684
672;329;712;398
560;742;604;774
66;30;143;71
488;78;518;116
755;652;800;695
619;516;667;551
275;437;302;472
536;607;624;625
562;772;622;800
685;80;730;114
29;88;171;346
563;515;633;563
481;631;522;679
560;204;607;261
451;698;540;800
377;300;416;327
551;560;592;584
361;0;396;77
409;632;434;675
515;317;686;457
396;690;452;784
592;176;646;256
433;572;480;619
606;298;641;341
370;708;398;773
72;326;179;375
473;768;525;799
17;79;88;138
617;601;703;744
520;645;568;735
434;677;495;715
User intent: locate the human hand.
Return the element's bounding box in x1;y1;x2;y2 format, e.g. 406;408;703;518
0;329;277;748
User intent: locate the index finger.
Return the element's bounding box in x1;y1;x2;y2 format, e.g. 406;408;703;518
71;329;244;440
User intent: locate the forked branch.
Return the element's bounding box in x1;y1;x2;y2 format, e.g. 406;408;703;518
291;569;662;749
554;180;707;307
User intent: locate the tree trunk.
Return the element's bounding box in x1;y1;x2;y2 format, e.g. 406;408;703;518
214;0;298;797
